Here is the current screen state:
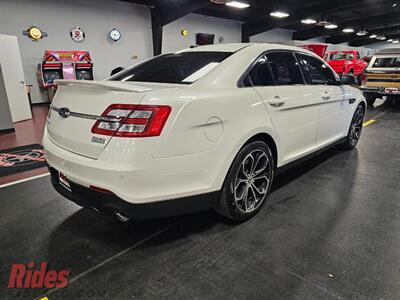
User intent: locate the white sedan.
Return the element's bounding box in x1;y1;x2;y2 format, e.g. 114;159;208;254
43;43;366;222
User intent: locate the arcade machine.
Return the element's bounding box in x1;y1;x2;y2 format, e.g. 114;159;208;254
37;50;94;101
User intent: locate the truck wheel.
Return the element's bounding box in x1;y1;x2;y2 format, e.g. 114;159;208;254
216;141;274;222
386;96;398;105
364;93;376;107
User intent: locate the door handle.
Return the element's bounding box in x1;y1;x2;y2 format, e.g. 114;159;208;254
269;96;285;107
321;92;331;101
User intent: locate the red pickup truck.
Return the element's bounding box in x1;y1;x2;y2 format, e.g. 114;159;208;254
326;50;368;77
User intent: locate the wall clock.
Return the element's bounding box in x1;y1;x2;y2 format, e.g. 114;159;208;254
109;29;121;42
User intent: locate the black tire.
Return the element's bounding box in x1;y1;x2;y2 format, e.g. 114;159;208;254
339;104;365;151
215;141;274;222
364;92;376;107
386;96;399;105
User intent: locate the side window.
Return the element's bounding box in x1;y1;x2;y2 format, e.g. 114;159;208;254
297;54;338;85
265;52;304;85
244;56;274;87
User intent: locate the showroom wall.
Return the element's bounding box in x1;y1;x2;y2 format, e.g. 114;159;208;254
250;29;294;43
0;0;153;104
162;14;241;53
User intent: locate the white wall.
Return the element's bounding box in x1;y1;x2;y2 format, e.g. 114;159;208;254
162;14;241;53
0;0;152;103
250;29;294;43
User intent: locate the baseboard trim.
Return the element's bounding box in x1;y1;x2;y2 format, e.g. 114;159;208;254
0;128;15;134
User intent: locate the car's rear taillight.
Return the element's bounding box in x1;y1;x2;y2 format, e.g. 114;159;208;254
91;104;171;138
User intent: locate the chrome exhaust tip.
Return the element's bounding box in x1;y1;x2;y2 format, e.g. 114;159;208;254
114;211;131;223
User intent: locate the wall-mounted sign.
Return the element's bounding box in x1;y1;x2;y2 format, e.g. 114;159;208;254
22;26;47;41
181;29;189;37
109;29;121;42
70;26;85;43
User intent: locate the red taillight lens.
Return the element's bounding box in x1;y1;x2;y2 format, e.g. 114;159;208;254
91;104;171;138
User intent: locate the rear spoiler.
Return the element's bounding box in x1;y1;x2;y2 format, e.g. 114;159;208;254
55;80;152;93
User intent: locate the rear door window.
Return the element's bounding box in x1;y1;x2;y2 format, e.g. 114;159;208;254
243;56;274;87
265;52;304;85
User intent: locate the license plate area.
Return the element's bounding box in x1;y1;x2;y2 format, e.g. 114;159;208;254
385;87;399;94
59;172;71;191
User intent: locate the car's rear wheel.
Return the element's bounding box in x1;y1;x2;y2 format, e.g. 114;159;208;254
339;104;365;150
216;141;274;222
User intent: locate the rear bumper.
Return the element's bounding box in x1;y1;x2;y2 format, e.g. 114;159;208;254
49;167;217;219
360;86;399;95
43;127;227;204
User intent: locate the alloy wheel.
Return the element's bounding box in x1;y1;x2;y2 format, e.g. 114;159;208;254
349;106;364;145
234;149;271;213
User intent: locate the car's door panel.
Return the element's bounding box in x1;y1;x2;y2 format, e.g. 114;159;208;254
248;52;319;165
296;53;350;147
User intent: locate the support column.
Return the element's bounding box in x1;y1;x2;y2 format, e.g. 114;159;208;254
151;12;163;56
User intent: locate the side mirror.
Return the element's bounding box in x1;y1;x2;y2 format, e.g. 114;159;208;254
110;67;125;76
341;75;358;85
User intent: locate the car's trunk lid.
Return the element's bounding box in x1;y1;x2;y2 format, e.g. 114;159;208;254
47;80;154;159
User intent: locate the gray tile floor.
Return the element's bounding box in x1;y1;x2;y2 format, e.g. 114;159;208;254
1;102;399;299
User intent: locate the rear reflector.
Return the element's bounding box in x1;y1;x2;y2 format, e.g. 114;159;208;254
91;104;171;138
89;185;114;195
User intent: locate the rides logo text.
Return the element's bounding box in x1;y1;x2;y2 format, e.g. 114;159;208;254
8;262;70;289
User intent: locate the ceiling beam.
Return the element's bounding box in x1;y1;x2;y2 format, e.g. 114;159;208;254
246;0;386;37
151;0;208;26
326;24;400;44
350;32;400;46
294;11;400;40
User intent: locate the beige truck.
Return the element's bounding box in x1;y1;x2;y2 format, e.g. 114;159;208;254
361;48;400;106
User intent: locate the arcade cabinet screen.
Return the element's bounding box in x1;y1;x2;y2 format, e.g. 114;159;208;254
43;70;63;85
196;33;215;46
76;70;93;80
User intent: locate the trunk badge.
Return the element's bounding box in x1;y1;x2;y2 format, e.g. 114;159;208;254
91;136;106;144
58;107;71;119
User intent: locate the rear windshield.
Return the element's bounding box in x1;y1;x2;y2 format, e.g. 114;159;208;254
109;51;232;84
372;57;400;68
329;52;354;60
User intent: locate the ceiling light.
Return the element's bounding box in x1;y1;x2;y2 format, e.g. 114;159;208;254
377;36;386;40
393;3;398;7
270;11;290;18
356;30;368;36
342;28;354;33
393;40;399;43
301;18;317;24
225;1;250;8
316;20;331;26
369;34;377;38
325;24;338;29
388;39;393;42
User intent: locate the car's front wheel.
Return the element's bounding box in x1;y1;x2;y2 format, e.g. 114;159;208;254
216;141;274;222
